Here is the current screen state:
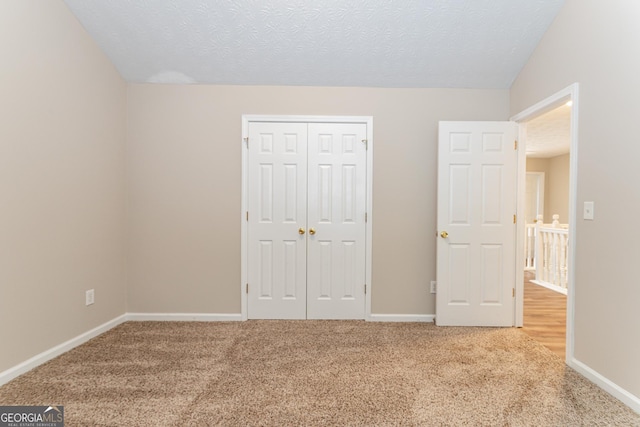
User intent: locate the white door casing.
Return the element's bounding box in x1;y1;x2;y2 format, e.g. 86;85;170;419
512;82;579;358
307;123;367;319
436;121;518;326
525;172;545;224
243;117;371;320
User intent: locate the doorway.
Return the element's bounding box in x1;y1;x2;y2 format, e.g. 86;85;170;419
521;103;571;357
241;116;374;320
512;83;579;363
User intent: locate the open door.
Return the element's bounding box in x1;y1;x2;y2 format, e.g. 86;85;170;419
436;121;518;326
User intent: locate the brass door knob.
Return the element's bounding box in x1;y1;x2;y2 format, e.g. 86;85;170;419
298;228;306;235
309;228;316;235
440;231;449;238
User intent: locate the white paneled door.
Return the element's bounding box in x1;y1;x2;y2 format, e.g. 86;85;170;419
247;122;367;319
307;124;367;319
247;123;308;319
436;122;518;326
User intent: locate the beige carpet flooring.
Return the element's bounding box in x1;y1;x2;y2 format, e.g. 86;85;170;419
0;321;638;426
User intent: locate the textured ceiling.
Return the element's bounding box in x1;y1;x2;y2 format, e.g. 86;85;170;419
526;104;571;158
62;0;565;88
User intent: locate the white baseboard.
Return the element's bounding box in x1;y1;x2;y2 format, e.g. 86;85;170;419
368;314;435;323
0;312;244;387
569;358;640;414
126;312;243;322
0;314;128;387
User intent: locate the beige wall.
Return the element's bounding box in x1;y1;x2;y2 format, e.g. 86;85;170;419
526;154;570;223
0;1;127;372
511;0;640;398
548;154;570;223
126;85;509;315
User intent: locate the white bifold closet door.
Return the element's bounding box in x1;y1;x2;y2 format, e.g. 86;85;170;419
247;122;367;319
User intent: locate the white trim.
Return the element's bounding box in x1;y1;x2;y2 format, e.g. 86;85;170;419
0;312;246;386
241;115;374;320
126;313;243;322
569;358;640;414
511;82;579;363
368;314;435;323
241;116;249;321
514;124;527;327
0;314;127;386
242;115;373;124
530;280;568;296
526;171;545;222
364;119;374;320
511;83;577;122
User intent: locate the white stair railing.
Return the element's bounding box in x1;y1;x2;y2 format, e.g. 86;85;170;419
532;214;569;294
524;223;536;270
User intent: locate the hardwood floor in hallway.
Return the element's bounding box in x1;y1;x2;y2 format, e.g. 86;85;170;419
521;271;567;358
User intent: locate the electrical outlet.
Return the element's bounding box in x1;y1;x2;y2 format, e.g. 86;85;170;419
430;281;437;294
86;289;95;306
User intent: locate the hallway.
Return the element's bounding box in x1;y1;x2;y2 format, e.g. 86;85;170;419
521;271;567;358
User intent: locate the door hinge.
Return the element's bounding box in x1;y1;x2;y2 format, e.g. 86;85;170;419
246;283;249;294
365;212;368;223
362;139;368;150
512;288;515;298
246;211;249;221
514;140;518;150
513;214;517;224
364;284;367;295
244;137;249;148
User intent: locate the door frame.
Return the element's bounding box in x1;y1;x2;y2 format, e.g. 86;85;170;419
240;115;374;321
511;83;579;363
525;171;545;224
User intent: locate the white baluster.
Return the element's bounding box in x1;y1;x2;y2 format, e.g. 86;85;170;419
560;234;565;288
543;232;550;282
525;224;536;269
524;226;529;268
529;225;535;269
548;232;554;285
535;215;543;281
